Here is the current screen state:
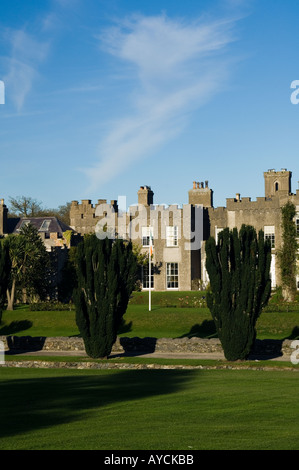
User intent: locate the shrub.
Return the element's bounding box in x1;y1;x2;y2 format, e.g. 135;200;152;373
277;202;298;302
29;302;75;311
205;225;271;361
74;235;137;358
128;291;207;308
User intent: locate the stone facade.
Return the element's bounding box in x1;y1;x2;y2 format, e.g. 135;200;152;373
206;169;299;289
70;199;118;236
70;185;204;291
69;169;299;292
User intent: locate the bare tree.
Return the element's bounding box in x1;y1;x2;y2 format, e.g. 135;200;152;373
8;197;71;225
8;196;45;218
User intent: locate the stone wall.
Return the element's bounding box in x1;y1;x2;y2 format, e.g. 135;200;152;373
0;335;294;358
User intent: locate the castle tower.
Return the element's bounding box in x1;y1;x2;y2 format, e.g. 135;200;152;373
188;181;213;207
264;169;292;198
0;199;8;236
138;186;154;206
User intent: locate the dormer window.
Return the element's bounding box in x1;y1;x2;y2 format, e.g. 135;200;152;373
18;220;31;231
40;220;51;231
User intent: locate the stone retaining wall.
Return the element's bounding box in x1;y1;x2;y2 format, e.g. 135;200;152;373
0;335;295;357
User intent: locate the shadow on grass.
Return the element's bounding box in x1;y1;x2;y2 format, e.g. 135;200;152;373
0;320;33;336
117;318;133;335
286;326;299;340
179;320;217;339
0;369;196;440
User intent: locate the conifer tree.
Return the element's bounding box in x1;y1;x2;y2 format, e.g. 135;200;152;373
205;225;271;361
277;202;298;302
74;235;137;358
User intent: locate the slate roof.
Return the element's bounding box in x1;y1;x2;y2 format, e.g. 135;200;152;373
12;217;74;235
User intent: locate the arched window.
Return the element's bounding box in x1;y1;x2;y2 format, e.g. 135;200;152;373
275;182;279;192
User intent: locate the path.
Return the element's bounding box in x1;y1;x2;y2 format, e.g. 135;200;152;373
4;348;293;362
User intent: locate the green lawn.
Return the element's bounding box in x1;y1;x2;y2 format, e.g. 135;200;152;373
1;303;299;340
1;292;299;451
0;367;298;450
0;306;79;338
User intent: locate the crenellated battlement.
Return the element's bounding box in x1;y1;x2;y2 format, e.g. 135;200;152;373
70;199;118;234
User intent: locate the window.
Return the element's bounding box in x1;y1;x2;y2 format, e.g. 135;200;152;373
296;218;299;237
142;226;154;247
18;220;31;231
264;226;275;248
142;264;154;289
166;263;179;289
166;226;178;246
265;233;275;248
40;220;51;231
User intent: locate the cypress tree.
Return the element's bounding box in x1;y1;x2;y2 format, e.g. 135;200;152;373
205;225;271;361
74;235;137;358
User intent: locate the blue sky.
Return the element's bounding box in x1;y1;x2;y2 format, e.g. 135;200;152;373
0;0;299;213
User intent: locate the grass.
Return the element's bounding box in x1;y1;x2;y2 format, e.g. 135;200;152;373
0;367;298;450
0;305;78;338
1;291;299;451
1;302;299;340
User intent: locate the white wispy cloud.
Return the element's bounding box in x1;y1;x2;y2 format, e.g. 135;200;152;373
85;13;238;190
3;29;49;111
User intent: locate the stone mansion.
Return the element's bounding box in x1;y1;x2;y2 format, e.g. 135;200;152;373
69;169;299;292
0;168;298;292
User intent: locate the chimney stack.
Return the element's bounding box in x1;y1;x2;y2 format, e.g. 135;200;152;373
137;185;154;206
